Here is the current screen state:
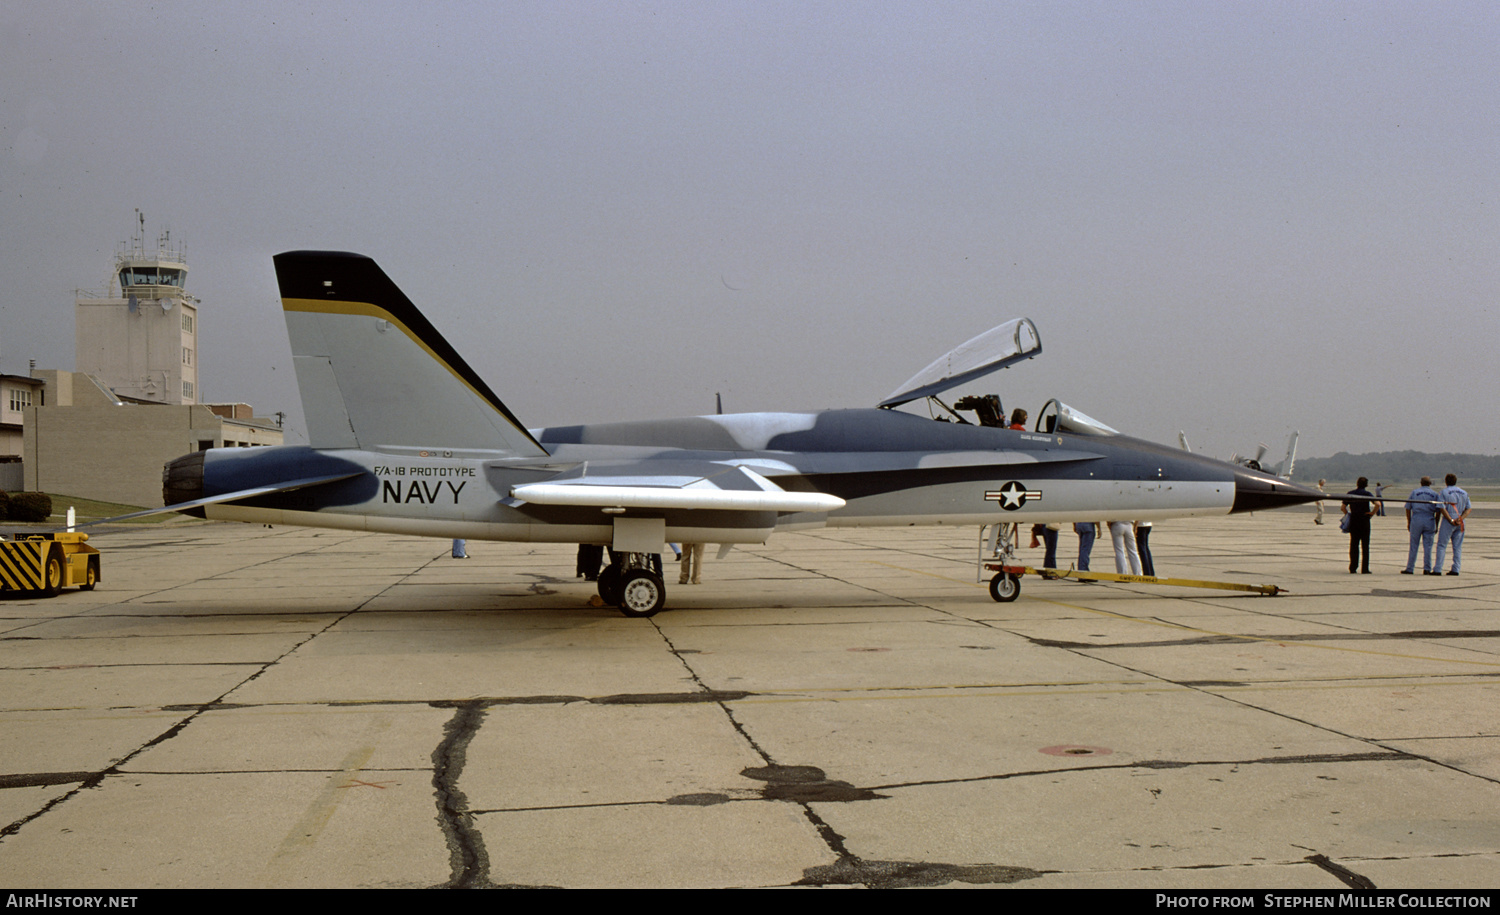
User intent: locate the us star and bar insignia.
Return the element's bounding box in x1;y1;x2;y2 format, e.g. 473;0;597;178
985;481;1043;510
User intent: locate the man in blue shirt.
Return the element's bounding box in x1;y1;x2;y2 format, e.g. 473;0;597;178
1402;477;1442;575
1435;473;1472;576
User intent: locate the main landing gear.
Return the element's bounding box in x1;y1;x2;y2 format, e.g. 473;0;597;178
597;552;666;618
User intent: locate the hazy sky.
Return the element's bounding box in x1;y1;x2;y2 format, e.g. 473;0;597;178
3;1;1495;459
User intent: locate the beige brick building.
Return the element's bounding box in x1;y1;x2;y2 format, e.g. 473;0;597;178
22;370;281;508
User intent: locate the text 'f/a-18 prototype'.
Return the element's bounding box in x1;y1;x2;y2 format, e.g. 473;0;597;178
150;252;1325;617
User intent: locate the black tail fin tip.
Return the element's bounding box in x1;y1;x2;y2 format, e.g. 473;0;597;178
275;251;547;456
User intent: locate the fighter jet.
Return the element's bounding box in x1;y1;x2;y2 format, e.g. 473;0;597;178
153;251;1324;617
1180;431;1300;481
1231;432;1300;481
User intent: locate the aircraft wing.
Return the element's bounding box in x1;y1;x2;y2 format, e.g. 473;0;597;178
880;317;1041;408
508;461;845;513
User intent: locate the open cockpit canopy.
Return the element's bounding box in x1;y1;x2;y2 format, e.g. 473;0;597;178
879;318;1041;409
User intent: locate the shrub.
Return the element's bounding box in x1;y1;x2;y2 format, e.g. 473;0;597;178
7;492;52;523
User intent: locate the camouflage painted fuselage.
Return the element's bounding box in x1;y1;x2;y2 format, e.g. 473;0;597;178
187;407;1306;545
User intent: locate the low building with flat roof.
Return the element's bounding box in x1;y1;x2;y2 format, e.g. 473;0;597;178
22;370;282;508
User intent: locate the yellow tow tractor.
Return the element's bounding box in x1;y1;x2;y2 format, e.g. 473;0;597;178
0;532;100;596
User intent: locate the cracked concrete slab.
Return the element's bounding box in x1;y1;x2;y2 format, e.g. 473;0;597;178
461;702;766;810
727;687;1383;789
3;771;446;888
813;759;1500;876
481;801;830;888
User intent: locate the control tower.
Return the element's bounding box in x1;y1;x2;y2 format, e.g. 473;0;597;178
75;213;200;403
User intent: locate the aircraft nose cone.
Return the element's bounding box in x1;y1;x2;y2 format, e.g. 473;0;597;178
1230;467;1325;514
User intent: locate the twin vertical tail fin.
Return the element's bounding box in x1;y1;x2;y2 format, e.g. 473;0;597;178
1278;431;1299;481
274;251;548;458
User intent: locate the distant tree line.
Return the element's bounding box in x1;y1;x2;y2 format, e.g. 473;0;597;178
1294;451;1500;484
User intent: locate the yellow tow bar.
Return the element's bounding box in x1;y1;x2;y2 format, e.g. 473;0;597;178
982;562;1284;602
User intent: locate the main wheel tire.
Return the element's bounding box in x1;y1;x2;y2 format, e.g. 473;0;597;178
618;569;665;618
41;550;64;597
597;564;624;606
989;571;1020;603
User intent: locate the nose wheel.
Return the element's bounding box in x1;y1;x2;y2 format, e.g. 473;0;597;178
989;571;1020;602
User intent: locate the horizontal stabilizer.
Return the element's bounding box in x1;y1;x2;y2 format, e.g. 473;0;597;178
510;463;845;513
77;472;365;526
